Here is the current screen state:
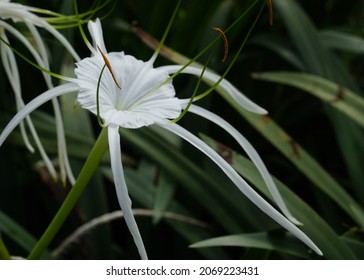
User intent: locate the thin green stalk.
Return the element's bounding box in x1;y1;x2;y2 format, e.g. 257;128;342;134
172;50;215;123
139;0;261;101
193;2;265;101
97;64;107;127
0;238;11;260
27;127;109;260
153;0;182;57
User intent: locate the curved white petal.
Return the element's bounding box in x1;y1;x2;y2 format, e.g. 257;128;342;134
27;16;80;62
24;20;54;88
0;20;76;183
75;51;182;129
88;18;107;55
0;2;80;62
24;19;72;184
24;20;77;183
0;2;30;21
0;20;56;74
158;122;322;256
0;31;33;152
107;124;148;260
0;83;79;148
158;65;267;115
0;30;61;178
188;104;300;224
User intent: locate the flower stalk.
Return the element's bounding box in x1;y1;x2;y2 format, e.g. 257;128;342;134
27;127;109;260
0;238;11;260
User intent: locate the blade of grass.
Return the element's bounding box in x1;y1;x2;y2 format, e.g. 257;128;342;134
191;231;313;259
320;30;364;54
0;238;11;260
252;71;364;128
0;210;52;258
273;0;364;205
153;170;177;224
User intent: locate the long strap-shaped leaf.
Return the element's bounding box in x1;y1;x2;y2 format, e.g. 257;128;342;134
198;135;357;259
253;71;364;128
273;0;364;205
0;210;52;258
221;90;364;228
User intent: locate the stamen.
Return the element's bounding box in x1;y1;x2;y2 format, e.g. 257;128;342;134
96;64;107;128
212;27;228;62
97;45;122;90
266;0;273;26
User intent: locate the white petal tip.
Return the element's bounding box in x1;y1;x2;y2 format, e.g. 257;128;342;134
289;217;303;226
255;107;268;115
316;249;324;256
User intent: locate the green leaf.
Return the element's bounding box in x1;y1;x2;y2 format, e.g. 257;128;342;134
273;0;364;204
320;30;364;54
191;231;313;259
252;71;364;128
250;35;305;70
201;135;357;259
341;237;364;259
0;210;51;258
273;0;328;75
0;238;11;260
153;169;177;224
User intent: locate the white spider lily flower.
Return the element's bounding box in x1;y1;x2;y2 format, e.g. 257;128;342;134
0;0;80;183
0;18;322;258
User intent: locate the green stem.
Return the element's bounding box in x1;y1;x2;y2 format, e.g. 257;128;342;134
27;127;109;260
0;238;11;260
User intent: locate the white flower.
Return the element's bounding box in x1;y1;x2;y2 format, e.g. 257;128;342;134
0;0;80;183
76;52;182;129
0;18;322;259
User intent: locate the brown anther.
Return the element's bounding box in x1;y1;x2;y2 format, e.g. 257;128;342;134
212;27;229;62
266;0;273;26
97;45;122;90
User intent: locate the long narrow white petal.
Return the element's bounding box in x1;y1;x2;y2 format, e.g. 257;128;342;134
24;20;70;182
0;21;75;83
0;32;34;152
1;20;77;182
158;65;267;114
24;20;52;87
158;122;322;255
0;30;60;177
29;17;81;62
26;20;77;184
188;104;300;225
88;18;107;54
0;3;80;62
107;124;148;260
0;83;79;148
0;21;50;74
